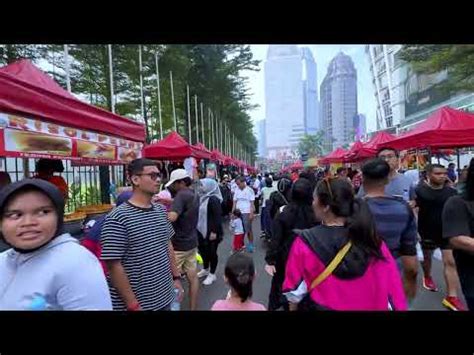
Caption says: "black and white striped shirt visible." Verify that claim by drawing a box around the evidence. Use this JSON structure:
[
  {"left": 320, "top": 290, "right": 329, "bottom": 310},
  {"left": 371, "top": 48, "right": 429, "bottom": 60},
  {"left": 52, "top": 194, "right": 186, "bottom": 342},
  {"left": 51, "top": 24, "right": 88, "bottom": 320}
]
[{"left": 100, "top": 202, "right": 175, "bottom": 311}]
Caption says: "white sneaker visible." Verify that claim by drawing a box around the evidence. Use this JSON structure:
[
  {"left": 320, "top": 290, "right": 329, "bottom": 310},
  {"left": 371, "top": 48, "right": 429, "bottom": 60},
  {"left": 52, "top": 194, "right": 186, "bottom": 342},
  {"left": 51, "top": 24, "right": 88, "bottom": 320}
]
[
  {"left": 203, "top": 273, "right": 217, "bottom": 286},
  {"left": 197, "top": 269, "right": 209, "bottom": 278}
]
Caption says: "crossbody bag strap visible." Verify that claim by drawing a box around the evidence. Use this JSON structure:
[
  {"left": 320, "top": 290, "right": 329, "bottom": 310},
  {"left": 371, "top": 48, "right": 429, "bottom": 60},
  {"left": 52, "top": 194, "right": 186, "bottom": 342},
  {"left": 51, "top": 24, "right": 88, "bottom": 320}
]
[{"left": 310, "top": 241, "right": 352, "bottom": 291}]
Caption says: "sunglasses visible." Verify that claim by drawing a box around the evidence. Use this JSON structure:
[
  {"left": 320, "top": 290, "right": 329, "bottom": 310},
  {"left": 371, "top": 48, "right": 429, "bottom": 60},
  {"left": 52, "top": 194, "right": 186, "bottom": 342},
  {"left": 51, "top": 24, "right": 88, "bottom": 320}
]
[
  {"left": 136, "top": 172, "right": 161, "bottom": 181},
  {"left": 323, "top": 176, "right": 336, "bottom": 199}
]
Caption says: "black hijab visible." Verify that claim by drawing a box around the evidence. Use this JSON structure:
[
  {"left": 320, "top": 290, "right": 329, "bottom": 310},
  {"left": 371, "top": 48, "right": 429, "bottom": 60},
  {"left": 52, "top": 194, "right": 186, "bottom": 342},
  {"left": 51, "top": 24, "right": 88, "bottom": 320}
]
[
  {"left": 0, "top": 179, "right": 65, "bottom": 253},
  {"left": 284, "top": 178, "right": 319, "bottom": 229}
]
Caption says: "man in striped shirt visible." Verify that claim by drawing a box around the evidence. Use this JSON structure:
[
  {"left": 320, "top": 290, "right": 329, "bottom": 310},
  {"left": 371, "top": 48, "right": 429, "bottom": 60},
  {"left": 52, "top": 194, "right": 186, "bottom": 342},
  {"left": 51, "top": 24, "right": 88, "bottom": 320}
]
[
  {"left": 362, "top": 158, "right": 418, "bottom": 303},
  {"left": 101, "top": 159, "right": 183, "bottom": 311}
]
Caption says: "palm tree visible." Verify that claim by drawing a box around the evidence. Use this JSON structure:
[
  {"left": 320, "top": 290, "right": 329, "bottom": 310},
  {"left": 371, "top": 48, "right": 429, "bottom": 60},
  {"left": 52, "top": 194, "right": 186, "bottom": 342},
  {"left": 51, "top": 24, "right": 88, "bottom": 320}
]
[{"left": 297, "top": 131, "right": 324, "bottom": 158}]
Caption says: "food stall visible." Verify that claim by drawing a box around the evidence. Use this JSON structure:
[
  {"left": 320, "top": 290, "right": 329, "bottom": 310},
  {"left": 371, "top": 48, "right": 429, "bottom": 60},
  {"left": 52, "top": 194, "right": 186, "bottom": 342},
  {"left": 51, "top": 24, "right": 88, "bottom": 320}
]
[
  {"left": 378, "top": 107, "right": 474, "bottom": 172},
  {"left": 143, "top": 131, "right": 212, "bottom": 179},
  {"left": 319, "top": 147, "right": 348, "bottom": 173},
  {"left": 0, "top": 59, "right": 146, "bottom": 236}
]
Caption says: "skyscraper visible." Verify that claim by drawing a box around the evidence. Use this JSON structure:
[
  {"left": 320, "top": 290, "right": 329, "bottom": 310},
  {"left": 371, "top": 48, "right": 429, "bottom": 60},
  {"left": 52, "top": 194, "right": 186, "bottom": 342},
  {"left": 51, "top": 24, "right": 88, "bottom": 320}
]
[
  {"left": 301, "top": 47, "right": 319, "bottom": 134},
  {"left": 320, "top": 52, "right": 358, "bottom": 152},
  {"left": 366, "top": 44, "right": 474, "bottom": 133},
  {"left": 366, "top": 45, "right": 407, "bottom": 130},
  {"left": 353, "top": 113, "right": 367, "bottom": 141},
  {"left": 264, "top": 45, "right": 319, "bottom": 159},
  {"left": 256, "top": 119, "right": 266, "bottom": 157}
]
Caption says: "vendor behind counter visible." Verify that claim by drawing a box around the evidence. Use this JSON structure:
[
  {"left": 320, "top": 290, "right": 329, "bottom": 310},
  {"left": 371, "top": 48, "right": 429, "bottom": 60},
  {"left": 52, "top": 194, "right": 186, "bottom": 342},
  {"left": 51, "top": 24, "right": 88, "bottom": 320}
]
[{"left": 34, "top": 159, "right": 68, "bottom": 200}]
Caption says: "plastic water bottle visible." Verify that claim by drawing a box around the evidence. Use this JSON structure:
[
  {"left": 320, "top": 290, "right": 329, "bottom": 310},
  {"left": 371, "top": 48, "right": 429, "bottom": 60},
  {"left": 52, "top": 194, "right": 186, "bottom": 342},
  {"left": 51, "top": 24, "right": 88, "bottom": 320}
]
[
  {"left": 403, "top": 189, "right": 409, "bottom": 202},
  {"left": 28, "top": 295, "right": 47, "bottom": 310},
  {"left": 170, "top": 288, "right": 181, "bottom": 311}
]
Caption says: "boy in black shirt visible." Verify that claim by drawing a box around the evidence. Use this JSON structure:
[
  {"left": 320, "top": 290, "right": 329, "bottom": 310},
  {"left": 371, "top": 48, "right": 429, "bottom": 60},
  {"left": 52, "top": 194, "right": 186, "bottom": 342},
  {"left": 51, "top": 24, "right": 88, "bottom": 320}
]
[
  {"left": 414, "top": 164, "right": 465, "bottom": 311},
  {"left": 443, "top": 158, "right": 474, "bottom": 311}
]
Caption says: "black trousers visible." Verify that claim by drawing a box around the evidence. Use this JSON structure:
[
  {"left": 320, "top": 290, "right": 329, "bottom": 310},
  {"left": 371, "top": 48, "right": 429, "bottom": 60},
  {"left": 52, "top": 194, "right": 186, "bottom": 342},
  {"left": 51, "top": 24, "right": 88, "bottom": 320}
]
[
  {"left": 198, "top": 234, "right": 220, "bottom": 274},
  {"left": 268, "top": 266, "right": 289, "bottom": 311},
  {"left": 254, "top": 197, "right": 260, "bottom": 214}
]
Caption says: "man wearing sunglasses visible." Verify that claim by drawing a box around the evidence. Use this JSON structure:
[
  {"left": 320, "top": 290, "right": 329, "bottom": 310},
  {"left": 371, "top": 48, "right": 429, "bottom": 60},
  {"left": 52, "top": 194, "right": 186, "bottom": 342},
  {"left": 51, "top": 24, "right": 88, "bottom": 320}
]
[
  {"left": 101, "top": 159, "right": 183, "bottom": 311},
  {"left": 357, "top": 147, "right": 413, "bottom": 202}
]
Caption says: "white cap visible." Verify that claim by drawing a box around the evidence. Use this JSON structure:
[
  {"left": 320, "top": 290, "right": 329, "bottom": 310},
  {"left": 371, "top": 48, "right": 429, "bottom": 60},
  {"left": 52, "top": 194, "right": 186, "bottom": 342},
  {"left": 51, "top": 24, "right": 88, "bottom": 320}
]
[{"left": 165, "top": 169, "right": 190, "bottom": 188}]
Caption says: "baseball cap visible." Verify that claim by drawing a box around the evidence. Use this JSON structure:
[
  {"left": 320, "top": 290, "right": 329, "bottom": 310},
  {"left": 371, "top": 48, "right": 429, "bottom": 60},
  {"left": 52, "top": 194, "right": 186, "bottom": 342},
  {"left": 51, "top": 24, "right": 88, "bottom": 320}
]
[{"left": 165, "top": 169, "right": 190, "bottom": 188}]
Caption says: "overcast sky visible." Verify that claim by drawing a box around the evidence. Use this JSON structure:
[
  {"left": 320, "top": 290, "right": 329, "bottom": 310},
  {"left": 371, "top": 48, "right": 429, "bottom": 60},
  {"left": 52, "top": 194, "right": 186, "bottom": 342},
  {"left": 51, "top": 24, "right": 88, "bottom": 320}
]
[{"left": 244, "top": 44, "right": 377, "bottom": 134}]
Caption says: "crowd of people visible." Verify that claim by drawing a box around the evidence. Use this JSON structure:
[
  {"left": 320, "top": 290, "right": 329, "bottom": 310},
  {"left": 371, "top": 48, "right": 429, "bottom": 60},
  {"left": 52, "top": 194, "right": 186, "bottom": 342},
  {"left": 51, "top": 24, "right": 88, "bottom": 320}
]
[{"left": 1, "top": 149, "right": 474, "bottom": 311}]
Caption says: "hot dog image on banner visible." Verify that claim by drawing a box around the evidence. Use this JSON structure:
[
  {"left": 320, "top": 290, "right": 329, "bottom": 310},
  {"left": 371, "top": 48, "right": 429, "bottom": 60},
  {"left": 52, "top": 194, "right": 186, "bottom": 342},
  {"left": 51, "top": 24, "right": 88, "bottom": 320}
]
[{"left": 0, "top": 112, "right": 142, "bottom": 164}]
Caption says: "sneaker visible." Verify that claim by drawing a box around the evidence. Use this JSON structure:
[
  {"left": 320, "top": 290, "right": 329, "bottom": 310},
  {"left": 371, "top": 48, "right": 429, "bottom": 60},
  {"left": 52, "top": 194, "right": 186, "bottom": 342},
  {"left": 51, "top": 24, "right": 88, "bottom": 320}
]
[
  {"left": 442, "top": 296, "right": 466, "bottom": 311},
  {"left": 197, "top": 269, "right": 209, "bottom": 278},
  {"left": 203, "top": 273, "right": 217, "bottom": 286},
  {"left": 246, "top": 243, "right": 254, "bottom": 253},
  {"left": 422, "top": 277, "right": 438, "bottom": 292}
]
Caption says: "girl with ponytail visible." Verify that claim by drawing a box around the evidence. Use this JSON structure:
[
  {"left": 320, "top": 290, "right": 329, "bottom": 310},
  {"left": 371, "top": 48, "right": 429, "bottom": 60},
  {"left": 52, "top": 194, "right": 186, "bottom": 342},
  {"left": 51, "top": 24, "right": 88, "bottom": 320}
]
[
  {"left": 282, "top": 178, "right": 407, "bottom": 311},
  {"left": 211, "top": 253, "right": 266, "bottom": 311}
]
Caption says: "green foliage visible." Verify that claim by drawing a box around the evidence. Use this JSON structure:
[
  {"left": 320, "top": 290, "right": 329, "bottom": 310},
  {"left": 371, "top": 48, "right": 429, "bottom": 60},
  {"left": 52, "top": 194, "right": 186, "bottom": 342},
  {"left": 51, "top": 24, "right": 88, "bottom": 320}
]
[
  {"left": 297, "top": 132, "right": 324, "bottom": 158},
  {"left": 68, "top": 182, "right": 101, "bottom": 212},
  {"left": 0, "top": 44, "right": 259, "bottom": 162},
  {"left": 40, "top": 44, "right": 259, "bottom": 159},
  {"left": 398, "top": 45, "right": 474, "bottom": 93},
  {"left": 0, "top": 44, "right": 47, "bottom": 65}
]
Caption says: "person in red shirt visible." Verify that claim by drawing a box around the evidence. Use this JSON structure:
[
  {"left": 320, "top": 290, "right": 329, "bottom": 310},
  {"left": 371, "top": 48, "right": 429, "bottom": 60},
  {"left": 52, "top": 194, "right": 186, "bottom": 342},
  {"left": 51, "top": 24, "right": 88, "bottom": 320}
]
[
  {"left": 290, "top": 170, "right": 299, "bottom": 182},
  {"left": 34, "top": 159, "right": 68, "bottom": 201}
]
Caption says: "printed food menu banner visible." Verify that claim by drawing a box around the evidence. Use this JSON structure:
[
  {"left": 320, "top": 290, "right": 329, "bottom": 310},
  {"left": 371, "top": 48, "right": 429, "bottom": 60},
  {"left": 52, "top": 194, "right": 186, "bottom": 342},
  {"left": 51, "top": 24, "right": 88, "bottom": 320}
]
[{"left": 0, "top": 113, "right": 142, "bottom": 163}]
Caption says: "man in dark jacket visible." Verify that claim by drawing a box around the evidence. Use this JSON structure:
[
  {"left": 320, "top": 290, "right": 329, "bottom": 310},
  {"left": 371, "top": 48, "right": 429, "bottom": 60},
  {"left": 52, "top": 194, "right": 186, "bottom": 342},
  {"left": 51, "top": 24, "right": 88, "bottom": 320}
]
[{"left": 264, "top": 178, "right": 319, "bottom": 310}]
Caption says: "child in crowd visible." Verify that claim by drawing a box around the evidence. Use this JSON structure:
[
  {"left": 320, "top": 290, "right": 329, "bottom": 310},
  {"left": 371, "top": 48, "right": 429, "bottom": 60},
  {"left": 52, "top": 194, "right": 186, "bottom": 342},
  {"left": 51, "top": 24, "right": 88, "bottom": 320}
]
[
  {"left": 230, "top": 209, "right": 245, "bottom": 252},
  {"left": 211, "top": 253, "right": 266, "bottom": 311}
]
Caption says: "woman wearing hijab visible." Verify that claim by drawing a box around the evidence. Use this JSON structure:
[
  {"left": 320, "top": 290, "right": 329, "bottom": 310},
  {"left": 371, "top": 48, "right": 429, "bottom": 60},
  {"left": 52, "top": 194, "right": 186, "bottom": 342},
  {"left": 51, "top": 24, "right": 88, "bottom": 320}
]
[
  {"left": 0, "top": 179, "right": 112, "bottom": 310},
  {"left": 264, "top": 178, "right": 320, "bottom": 310},
  {"left": 196, "top": 178, "right": 224, "bottom": 286}
]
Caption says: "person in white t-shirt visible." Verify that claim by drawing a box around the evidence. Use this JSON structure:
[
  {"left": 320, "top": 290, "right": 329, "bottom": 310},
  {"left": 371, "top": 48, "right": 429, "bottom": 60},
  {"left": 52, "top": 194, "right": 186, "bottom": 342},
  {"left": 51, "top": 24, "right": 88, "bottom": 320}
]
[
  {"left": 232, "top": 176, "right": 255, "bottom": 253},
  {"left": 253, "top": 175, "right": 262, "bottom": 215}
]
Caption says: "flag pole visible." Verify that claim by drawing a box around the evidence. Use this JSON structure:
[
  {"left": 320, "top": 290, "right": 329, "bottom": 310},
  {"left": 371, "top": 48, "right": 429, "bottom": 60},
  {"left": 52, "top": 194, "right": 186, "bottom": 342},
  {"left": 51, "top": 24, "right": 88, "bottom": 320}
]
[
  {"left": 138, "top": 45, "right": 148, "bottom": 140},
  {"left": 201, "top": 103, "right": 205, "bottom": 147},
  {"left": 107, "top": 45, "right": 115, "bottom": 113},
  {"left": 64, "top": 45, "right": 72, "bottom": 94},
  {"left": 186, "top": 85, "right": 191, "bottom": 142},
  {"left": 155, "top": 52, "right": 163, "bottom": 140},
  {"left": 170, "top": 71, "right": 177, "bottom": 132},
  {"left": 194, "top": 95, "right": 199, "bottom": 143},
  {"left": 208, "top": 108, "right": 212, "bottom": 149}
]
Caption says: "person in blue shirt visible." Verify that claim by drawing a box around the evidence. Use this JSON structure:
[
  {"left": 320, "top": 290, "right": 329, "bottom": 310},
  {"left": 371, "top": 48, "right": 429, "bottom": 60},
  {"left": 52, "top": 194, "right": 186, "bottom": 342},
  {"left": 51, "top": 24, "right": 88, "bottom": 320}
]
[
  {"left": 358, "top": 147, "right": 412, "bottom": 201},
  {"left": 447, "top": 163, "right": 457, "bottom": 184},
  {"left": 361, "top": 158, "right": 418, "bottom": 303}
]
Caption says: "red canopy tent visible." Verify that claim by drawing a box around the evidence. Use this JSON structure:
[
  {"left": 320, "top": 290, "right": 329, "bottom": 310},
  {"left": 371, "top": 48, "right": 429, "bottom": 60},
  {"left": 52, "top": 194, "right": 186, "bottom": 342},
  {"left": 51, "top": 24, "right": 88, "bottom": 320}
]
[
  {"left": 0, "top": 60, "right": 145, "bottom": 142},
  {"left": 143, "top": 131, "right": 209, "bottom": 160},
  {"left": 289, "top": 161, "right": 303, "bottom": 170},
  {"left": 344, "top": 141, "right": 365, "bottom": 162},
  {"left": 320, "top": 147, "right": 348, "bottom": 164},
  {"left": 346, "top": 132, "right": 396, "bottom": 162},
  {"left": 192, "top": 142, "right": 212, "bottom": 159},
  {"left": 378, "top": 107, "right": 474, "bottom": 151},
  {"left": 0, "top": 60, "right": 145, "bottom": 164},
  {"left": 211, "top": 149, "right": 226, "bottom": 164},
  {"left": 223, "top": 155, "right": 235, "bottom": 166}
]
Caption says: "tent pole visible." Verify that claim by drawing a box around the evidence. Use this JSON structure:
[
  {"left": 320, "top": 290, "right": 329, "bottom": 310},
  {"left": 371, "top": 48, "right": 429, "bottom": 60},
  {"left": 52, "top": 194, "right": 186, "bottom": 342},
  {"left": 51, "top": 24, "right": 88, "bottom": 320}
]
[{"left": 457, "top": 148, "right": 461, "bottom": 176}]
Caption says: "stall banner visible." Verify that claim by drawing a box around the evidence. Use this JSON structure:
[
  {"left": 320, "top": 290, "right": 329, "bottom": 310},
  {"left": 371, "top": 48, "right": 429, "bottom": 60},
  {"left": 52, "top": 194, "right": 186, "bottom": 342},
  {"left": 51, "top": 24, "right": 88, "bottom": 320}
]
[
  {"left": 0, "top": 113, "right": 142, "bottom": 163},
  {"left": 401, "top": 150, "right": 429, "bottom": 170}
]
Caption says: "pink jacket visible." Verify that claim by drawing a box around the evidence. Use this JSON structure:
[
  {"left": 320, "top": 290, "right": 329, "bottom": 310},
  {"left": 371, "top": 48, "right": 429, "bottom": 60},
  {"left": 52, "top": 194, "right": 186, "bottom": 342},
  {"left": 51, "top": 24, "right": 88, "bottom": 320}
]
[{"left": 283, "top": 235, "right": 407, "bottom": 311}]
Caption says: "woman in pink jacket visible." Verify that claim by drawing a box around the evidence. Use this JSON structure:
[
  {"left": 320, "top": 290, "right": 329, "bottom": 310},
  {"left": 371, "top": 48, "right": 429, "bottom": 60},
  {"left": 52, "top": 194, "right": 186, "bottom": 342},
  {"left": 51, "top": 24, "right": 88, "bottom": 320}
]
[{"left": 283, "top": 177, "right": 407, "bottom": 311}]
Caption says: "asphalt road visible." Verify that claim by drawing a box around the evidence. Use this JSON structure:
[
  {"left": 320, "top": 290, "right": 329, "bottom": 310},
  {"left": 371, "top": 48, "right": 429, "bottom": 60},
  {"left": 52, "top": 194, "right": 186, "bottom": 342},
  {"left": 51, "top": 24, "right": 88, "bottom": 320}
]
[{"left": 182, "top": 217, "right": 466, "bottom": 311}]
